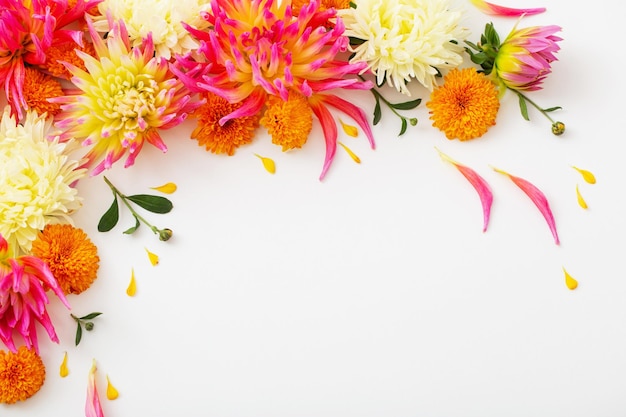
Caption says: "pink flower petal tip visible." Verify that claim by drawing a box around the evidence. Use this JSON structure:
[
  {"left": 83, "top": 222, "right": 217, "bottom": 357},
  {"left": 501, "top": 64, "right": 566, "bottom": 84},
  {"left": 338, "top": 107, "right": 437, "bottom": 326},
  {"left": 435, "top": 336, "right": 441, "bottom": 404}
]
[{"left": 470, "top": 0, "right": 546, "bottom": 16}]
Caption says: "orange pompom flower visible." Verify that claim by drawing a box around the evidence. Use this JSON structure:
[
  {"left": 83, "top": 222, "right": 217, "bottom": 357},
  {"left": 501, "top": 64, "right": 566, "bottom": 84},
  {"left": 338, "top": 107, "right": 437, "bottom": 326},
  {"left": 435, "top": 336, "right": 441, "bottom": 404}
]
[
  {"left": 190, "top": 93, "right": 260, "bottom": 156},
  {"left": 426, "top": 68, "right": 500, "bottom": 141},
  {"left": 20, "top": 67, "right": 64, "bottom": 117},
  {"left": 0, "top": 346, "right": 46, "bottom": 404},
  {"left": 31, "top": 224, "right": 100, "bottom": 295},
  {"left": 261, "top": 90, "right": 313, "bottom": 151}
]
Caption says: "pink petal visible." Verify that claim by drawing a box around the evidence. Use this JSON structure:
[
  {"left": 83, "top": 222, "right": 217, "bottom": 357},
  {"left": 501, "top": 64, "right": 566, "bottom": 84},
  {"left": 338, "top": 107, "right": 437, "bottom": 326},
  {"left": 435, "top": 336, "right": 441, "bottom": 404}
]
[
  {"left": 493, "top": 167, "right": 559, "bottom": 245},
  {"left": 436, "top": 148, "right": 493, "bottom": 232},
  {"left": 86, "top": 360, "right": 105, "bottom": 417},
  {"left": 309, "top": 99, "right": 338, "bottom": 181},
  {"left": 470, "top": 0, "right": 546, "bottom": 16}
]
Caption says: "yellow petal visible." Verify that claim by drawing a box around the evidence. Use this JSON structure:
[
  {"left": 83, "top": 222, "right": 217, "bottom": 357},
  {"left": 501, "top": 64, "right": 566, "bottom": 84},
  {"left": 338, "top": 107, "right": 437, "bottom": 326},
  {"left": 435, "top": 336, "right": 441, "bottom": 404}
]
[
  {"left": 339, "top": 118, "right": 359, "bottom": 137},
  {"left": 145, "top": 247, "right": 159, "bottom": 266},
  {"left": 106, "top": 375, "right": 119, "bottom": 400},
  {"left": 563, "top": 267, "right": 578, "bottom": 290},
  {"left": 572, "top": 166, "right": 596, "bottom": 184},
  {"left": 127, "top": 269, "right": 136, "bottom": 297},
  {"left": 576, "top": 184, "right": 588, "bottom": 209},
  {"left": 254, "top": 153, "right": 276, "bottom": 174},
  {"left": 59, "top": 351, "right": 69, "bottom": 378},
  {"left": 338, "top": 142, "right": 361, "bottom": 164},
  {"left": 150, "top": 182, "right": 177, "bottom": 194}
]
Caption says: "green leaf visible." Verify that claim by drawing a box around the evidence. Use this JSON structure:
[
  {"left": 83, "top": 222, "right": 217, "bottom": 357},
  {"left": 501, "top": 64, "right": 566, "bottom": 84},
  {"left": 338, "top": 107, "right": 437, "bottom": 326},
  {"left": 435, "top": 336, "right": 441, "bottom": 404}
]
[
  {"left": 390, "top": 98, "right": 421, "bottom": 110},
  {"left": 518, "top": 94, "right": 530, "bottom": 121},
  {"left": 543, "top": 106, "right": 562, "bottom": 112},
  {"left": 399, "top": 118, "right": 408, "bottom": 136},
  {"left": 75, "top": 323, "right": 83, "bottom": 346},
  {"left": 79, "top": 312, "right": 103, "bottom": 320},
  {"left": 127, "top": 194, "right": 173, "bottom": 214},
  {"left": 373, "top": 99, "right": 382, "bottom": 125},
  {"left": 98, "top": 197, "right": 119, "bottom": 232},
  {"left": 123, "top": 216, "right": 141, "bottom": 234}
]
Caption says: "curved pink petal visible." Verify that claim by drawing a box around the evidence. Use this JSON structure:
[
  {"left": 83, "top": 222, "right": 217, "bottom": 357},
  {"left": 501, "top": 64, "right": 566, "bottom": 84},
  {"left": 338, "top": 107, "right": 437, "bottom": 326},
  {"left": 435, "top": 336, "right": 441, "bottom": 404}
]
[
  {"left": 493, "top": 167, "right": 559, "bottom": 245},
  {"left": 318, "top": 94, "right": 375, "bottom": 150},
  {"left": 436, "top": 148, "right": 493, "bottom": 232},
  {"left": 470, "top": 0, "right": 546, "bottom": 16},
  {"left": 86, "top": 360, "right": 105, "bottom": 417},
  {"left": 309, "top": 98, "right": 338, "bottom": 181}
]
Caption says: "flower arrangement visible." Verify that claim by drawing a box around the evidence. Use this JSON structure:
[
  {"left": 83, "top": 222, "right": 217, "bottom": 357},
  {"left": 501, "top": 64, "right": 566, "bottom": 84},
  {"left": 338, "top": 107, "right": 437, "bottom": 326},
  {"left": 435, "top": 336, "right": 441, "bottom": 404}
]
[{"left": 0, "top": 0, "right": 577, "bottom": 413}]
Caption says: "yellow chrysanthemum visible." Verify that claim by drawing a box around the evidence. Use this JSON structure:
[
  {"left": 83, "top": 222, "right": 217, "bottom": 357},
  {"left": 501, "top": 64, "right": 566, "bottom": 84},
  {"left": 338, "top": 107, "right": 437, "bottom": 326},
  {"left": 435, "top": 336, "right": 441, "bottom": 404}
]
[
  {"left": 261, "top": 90, "right": 313, "bottom": 151},
  {"left": 31, "top": 224, "right": 100, "bottom": 295},
  {"left": 191, "top": 93, "right": 260, "bottom": 156},
  {"left": 21, "top": 67, "right": 63, "bottom": 117},
  {"left": 426, "top": 68, "right": 500, "bottom": 141},
  {"left": 0, "top": 106, "right": 85, "bottom": 255},
  {"left": 0, "top": 346, "right": 46, "bottom": 404}
]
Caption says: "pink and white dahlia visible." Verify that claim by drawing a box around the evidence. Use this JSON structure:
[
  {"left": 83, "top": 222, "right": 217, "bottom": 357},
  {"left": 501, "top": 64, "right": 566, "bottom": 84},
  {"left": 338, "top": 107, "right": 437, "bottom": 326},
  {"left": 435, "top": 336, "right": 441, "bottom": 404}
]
[{"left": 0, "top": 234, "right": 70, "bottom": 354}]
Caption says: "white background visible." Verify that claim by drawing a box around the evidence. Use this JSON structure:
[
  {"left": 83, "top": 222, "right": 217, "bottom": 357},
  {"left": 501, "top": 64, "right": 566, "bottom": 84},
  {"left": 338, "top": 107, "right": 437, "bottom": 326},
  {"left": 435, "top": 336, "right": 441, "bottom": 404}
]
[{"left": 4, "top": 0, "right": 626, "bottom": 416}]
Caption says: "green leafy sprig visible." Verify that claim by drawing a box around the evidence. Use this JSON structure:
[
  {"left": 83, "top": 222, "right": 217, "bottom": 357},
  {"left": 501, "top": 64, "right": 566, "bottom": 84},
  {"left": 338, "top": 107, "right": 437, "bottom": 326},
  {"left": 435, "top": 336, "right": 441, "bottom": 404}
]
[
  {"left": 99, "top": 176, "right": 174, "bottom": 241},
  {"left": 515, "top": 90, "right": 565, "bottom": 135},
  {"left": 71, "top": 312, "right": 102, "bottom": 346}
]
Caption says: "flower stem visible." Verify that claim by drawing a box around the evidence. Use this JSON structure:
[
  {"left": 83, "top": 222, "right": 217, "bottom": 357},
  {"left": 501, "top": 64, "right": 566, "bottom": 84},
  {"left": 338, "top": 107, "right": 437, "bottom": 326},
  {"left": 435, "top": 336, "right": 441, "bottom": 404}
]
[
  {"left": 359, "top": 75, "right": 419, "bottom": 127},
  {"left": 513, "top": 90, "right": 565, "bottom": 136},
  {"left": 103, "top": 176, "right": 171, "bottom": 239}
]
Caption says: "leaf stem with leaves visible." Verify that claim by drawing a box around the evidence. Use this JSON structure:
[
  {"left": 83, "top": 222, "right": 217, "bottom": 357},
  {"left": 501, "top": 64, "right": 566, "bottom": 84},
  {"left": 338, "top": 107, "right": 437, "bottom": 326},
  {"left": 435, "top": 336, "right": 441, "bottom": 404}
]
[
  {"left": 99, "top": 176, "right": 174, "bottom": 241},
  {"left": 514, "top": 90, "right": 565, "bottom": 135},
  {"left": 71, "top": 312, "right": 102, "bottom": 346}
]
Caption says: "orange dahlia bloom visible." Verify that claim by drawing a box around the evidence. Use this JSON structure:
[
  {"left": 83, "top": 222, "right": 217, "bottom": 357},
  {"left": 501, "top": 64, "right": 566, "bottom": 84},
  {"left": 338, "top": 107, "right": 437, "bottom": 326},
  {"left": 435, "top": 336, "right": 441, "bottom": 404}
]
[
  {"left": 427, "top": 68, "right": 500, "bottom": 141},
  {"left": 261, "top": 90, "right": 313, "bottom": 151},
  {"left": 21, "top": 67, "right": 63, "bottom": 117},
  {"left": 31, "top": 224, "right": 100, "bottom": 295},
  {"left": 0, "top": 346, "right": 46, "bottom": 404}
]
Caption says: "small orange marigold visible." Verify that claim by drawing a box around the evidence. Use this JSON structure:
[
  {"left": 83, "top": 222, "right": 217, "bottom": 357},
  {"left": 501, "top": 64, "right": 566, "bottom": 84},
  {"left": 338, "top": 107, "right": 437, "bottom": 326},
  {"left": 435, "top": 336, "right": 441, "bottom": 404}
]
[
  {"left": 0, "top": 346, "right": 46, "bottom": 404},
  {"left": 191, "top": 93, "right": 260, "bottom": 155},
  {"left": 261, "top": 90, "right": 313, "bottom": 151},
  {"left": 31, "top": 224, "right": 100, "bottom": 295},
  {"left": 44, "top": 41, "right": 97, "bottom": 80},
  {"left": 21, "top": 67, "right": 64, "bottom": 117},
  {"left": 426, "top": 68, "right": 500, "bottom": 141}
]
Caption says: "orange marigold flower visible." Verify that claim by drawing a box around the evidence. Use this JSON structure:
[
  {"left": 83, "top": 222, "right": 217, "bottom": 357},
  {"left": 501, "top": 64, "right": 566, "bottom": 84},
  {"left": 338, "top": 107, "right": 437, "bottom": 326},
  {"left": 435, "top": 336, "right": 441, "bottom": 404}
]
[
  {"left": 191, "top": 93, "right": 260, "bottom": 156},
  {"left": 426, "top": 68, "right": 500, "bottom": 141},
  {"left": 21, "top": 67, "right": 63, "bottom": 117},
  {"left": 261, "top": 90, "right": 313, "bottom": 151},
  {"left": 31, "top": 224, "right": 100, "bottom": 295},
  {"left": 291, "top": 0, "right": 350, "bottom": 14},
  {"left": 43, "top": 40, "right": 96, "bottom": 80},
  {"left": 0, "top": 346, "right": 46, "bottom": 404}
]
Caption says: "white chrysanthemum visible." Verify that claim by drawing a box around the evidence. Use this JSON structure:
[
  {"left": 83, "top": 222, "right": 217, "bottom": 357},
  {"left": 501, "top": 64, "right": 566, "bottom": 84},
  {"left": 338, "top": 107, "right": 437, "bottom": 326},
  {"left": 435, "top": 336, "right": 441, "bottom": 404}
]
[
  {"left": 0, "top": 107, "right": 86, "bottom": 255},
  {"left": 91, "top": 0, "right": 212, "bottom": 59},
  {"left": 339, "top": 0, "right": 469, "bottom": 94}
]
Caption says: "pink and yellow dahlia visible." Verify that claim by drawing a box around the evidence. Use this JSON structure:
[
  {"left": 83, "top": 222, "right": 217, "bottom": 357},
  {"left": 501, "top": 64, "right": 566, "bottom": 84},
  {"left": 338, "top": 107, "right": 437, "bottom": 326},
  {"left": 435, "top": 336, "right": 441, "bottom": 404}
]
[
  {"left": 51, "top": 16, "right": 202, "bottom": 175},
  {"left": 174, "top": 0, "right": 376, "bottom": 180},
  {"left": 0, "top": 0, "right": 100, "bottom": 118},
  {"left": 0, "top": 234, "right": 70, "bottom": 354},
  {"left": 494, "top": 24, "right": 562, "bottom": 91}
]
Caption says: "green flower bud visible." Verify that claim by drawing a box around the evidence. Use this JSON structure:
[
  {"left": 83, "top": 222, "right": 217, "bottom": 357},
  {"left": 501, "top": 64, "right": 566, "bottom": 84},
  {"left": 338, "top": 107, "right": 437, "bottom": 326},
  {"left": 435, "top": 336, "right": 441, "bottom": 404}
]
[
  {"left": 85, "top": 322, "right": 95, "bottom": 331},
  {"left": 159, "top": 228, "right": 173, "bottom": 241},
  {"left": 551, "top": 121, "right": 565, "bottom": 136}
]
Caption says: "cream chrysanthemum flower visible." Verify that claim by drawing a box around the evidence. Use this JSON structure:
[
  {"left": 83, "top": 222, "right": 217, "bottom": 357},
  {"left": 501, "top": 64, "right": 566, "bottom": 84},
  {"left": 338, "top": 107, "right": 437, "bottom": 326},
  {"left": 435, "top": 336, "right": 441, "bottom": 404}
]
[
  {"left": 339, "top": 0, "right": 469, "bottom": 94},
  {"left": 90, "top": 0, "right": 212, "bottom": 59},
  {"left": 0, "top": 106, "right": 85, "bottom": 255}
]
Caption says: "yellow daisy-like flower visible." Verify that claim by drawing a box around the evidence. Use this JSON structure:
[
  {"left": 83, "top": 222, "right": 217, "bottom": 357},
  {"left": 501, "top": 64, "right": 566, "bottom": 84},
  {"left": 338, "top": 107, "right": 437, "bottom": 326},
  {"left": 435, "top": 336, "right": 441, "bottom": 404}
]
[
  {"left": 426, "top": 68, "right": 500, "bottom": 141},
  {"left": 0, "top": 346, "right": 46, "bottom": 404},
  {"left": 0, "top": 106, "right": 85, "bottom": 255},
  {"left": 21, "top": 67, "right": 63, "bottom": 117},
  {"left": 31, "top": 224, "right": 100, "bottom": 295},
  {"left": 261, "top": 90, "right": 313, "bottom": 151},
  {"left": 191, "top": 93, "right": 260, "bottom": 156}
]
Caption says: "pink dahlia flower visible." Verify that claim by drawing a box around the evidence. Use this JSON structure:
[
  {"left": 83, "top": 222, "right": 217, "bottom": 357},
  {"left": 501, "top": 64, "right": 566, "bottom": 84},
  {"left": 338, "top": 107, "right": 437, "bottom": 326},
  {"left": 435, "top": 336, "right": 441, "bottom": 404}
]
[
  {"left": 0, "top": 234, "right": 70, "bottom": 354},
  {"left": 494, "top": 24, "right": 562, "bottom": 91}
]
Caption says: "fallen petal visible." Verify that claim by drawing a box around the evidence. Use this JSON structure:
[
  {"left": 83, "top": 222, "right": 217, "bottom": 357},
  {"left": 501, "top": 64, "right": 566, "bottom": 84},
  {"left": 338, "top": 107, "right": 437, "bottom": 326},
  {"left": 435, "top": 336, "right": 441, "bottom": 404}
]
[
  {"left": 576, "top": 184, "right": 588, "bottom": 209},
  {"left": 493, "top": 166, "right": 559, "bottom": 244},
  {"left": 254, "top": 153, "right": 276, "bottom": 174},
  {"left": 60, "top": 351, "right": 69, "bottom": 378},
  {"left": 338, "top": 142, "right": 361, "bottom": 164},
  {"left": 145, "top": 247, "right": 159, "bottom": 266},
  {"left": 563, "top": 267, "right": 578, "bottom": 290},
  {"left": 127, "top": 269, "right": 137, "bottom": 297},
  {"left": 437, "top": 148, "right": 493, "bottom": 232},
  {"left": 469, "top": 0, "right": 546, "bottom": 16},
  {"left": 339, "top": 119, "right": 359, "bottom": 137},
  {"left": 106, "top": 375, "right": 119, "bottom": 400},
  {"left": 150, "top": 182, "right": 178, "bottom": 194},
  {"left": 572, "top": 166, "right": 596, "bottom": 184},
  {"left": 86, "top": 359, "right": 105, "bottom": 417}
]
